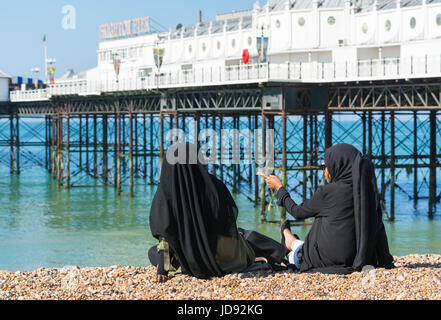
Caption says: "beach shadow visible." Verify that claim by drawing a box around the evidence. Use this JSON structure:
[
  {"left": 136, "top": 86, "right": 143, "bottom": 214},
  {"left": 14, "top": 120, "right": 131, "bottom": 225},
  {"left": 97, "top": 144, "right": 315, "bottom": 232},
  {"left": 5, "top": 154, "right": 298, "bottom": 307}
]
[{"left": 397, "top": 262, "right": 441, "bottom": 269}]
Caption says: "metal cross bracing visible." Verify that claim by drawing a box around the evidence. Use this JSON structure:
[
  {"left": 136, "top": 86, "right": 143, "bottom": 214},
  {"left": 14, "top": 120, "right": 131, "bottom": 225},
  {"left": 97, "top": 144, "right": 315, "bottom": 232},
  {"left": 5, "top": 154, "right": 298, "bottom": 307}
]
[
  {"left": 2, "top": 82, "right": 441, "bottom": 223},
  {"left": 328, "top": 81, "right": 441, "bottom": 111},
  {"left": 0, "top": 114, "right": 48, "bottom": 174},
  {"left": 171, "top": 88, "right": 262, "bottom": 112},
  {"left": 257, "top": 110, "right": 327, "bottom": 224},
  {"left": 329, "top": 110, "right": 440, "bottom": 220}
]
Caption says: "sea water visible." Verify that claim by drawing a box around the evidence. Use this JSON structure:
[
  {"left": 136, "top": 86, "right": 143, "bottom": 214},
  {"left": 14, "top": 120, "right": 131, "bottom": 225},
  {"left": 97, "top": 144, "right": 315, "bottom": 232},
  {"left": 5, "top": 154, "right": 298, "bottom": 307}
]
[{"left": 0, "top": 117, "right": 440, "bottom": 271}]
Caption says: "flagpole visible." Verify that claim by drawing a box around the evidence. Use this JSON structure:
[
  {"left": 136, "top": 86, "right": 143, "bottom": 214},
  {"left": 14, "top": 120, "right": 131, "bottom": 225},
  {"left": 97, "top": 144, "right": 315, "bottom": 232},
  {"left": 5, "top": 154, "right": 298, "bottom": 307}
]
[{"left": 44, "top": 45, "right": 47, "bottom": 83}]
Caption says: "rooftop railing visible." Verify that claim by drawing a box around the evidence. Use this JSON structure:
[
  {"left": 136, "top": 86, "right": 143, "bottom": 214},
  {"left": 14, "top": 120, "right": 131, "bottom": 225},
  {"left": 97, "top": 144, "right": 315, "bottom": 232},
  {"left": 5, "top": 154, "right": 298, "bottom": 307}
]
[{"left": 10, "top": 55, "right": 441, "bottom": 102}]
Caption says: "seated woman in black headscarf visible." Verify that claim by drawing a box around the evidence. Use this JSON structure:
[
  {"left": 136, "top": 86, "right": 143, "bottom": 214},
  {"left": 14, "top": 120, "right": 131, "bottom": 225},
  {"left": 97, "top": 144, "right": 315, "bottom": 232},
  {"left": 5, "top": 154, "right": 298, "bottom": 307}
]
[
  {"left": 263, "top": 143, "right": 394, "bottom": 274},
  {"left": 149, "top": 142, "right": 284, "bottom": 282}
]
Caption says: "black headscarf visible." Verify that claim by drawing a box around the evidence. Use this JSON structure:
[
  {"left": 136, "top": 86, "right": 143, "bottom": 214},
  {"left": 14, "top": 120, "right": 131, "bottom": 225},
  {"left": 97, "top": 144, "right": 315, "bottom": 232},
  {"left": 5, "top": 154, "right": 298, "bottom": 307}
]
[
  {"left": 149, "top": 142, "right": 240, "bottom": 278},
  {"left": 324, "top": 143, "right": 394, "bottom": 271}
]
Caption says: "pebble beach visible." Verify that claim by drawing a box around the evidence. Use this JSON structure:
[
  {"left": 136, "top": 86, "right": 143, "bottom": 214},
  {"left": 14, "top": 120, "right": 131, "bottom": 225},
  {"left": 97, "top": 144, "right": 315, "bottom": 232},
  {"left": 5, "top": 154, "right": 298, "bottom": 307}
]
[{"left": 0, "top": 254, "right": 440, "bottom": 300}]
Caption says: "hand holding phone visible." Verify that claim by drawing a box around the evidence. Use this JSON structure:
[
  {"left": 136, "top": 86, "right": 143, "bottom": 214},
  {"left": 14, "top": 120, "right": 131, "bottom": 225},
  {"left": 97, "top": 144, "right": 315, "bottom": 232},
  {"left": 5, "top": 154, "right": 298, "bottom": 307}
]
[
  {"left": 259, "top": 173, "right": 283, "bottom": 191},
  {"left": 256, "top": 172, "right": 268, "bottom": 178}
]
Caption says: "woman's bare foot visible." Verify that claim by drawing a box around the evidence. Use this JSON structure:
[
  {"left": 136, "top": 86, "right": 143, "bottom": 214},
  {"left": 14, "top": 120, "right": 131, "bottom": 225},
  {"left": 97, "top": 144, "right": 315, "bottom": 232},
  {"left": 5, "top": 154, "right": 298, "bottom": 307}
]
[
  {"left": 255, "top": 257, "right": 268, "bottom": 263},
  {"left": 153, "top": 274, "right": 168, "bottom": 283},
  {"left": 283, "top": 228, "right": 298, "bottom": 252}
]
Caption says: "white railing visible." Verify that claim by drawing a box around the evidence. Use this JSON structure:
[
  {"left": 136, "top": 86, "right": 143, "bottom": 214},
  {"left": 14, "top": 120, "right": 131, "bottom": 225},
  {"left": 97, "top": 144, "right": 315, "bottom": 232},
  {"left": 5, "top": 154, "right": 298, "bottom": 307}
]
[{"left": 9, "top": 55, "right": 441, "bottom": 102}]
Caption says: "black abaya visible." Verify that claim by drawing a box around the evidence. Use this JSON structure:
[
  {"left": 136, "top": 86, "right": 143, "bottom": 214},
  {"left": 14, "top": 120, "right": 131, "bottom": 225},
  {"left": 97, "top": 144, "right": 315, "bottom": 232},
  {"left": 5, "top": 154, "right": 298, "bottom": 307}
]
[
  {"left": 149, "top": 142, "right": 254, "bottom": 279},
  {"left": 277, "top": 143, "right": 394, "bottom": 274}
]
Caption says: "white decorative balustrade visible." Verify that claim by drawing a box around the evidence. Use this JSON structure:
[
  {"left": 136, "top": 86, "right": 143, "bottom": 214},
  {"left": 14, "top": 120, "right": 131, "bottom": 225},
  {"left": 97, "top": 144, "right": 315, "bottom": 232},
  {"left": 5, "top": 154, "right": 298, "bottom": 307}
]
[{"left": 9, "top": 55, "right": 441, "bottom": 102}]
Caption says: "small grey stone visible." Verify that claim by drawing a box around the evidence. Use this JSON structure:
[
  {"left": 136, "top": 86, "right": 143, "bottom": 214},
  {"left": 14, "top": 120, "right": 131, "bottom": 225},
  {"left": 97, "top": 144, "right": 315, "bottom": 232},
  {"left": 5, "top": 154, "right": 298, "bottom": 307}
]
[{"left": 361, "top": 265, "right": 375, "bottom": 273}]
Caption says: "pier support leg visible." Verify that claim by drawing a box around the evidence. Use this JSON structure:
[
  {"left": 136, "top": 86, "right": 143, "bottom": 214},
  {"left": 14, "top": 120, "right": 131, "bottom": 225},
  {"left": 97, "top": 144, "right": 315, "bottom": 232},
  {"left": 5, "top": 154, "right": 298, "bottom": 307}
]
[
  {"left": 150, "top": 114, "right": 154, "bottom": 184},
  {"left": 79, "top": 115, "right": 82, "bottom": 169},
  {"left": 143, "top": 114, "right": 147, "bottom": 180},
  {"left": 390, "top": 111, "right": 395, "bottom": 221},
  {"left": 116, "top": 104, "right": 122, "bottom": 194},
  {"left": 66, "top": 113, "right": 70, "bottom": 188},
  {"left": 86, "top": 115, "right": 89, "bottom": 174},
  {"left": 302, "top": 114, "right": 307, "bottom": 202},
  {"left": 15, "top": 114, "right": 20, "bottom": 175},
  {"left": 381, "top": 111, "right": 386, "bottom": 210},
  {"left": 414, "top": 111, "right": 418, "bottom": 205},
  {"left": 160, "top": 113, "right": 164, "bottom": 166},
  {"left": 281, "top": 110, "right": 287, "bottom": 223},
  {"left": 212, "top": 113, "right": 217, "bottom": 176},
  {"left": 9, "top": 114, "right": 14, "bottom": 174},
  {"left": 325, "top": 110, "right": 332, "bottom": 150},
  {"left": 233, "top": 115, "right": 238, "bottom": 194},
  {"left": 93, "top": 115, "right": 98, "bottom": 179},
  {"left": 9, "top": 112, "right": 20, "bottom": 175},
  {"left": 57, "top": 113, "right": 63, "bottom": 187},
  {"left": 129, "top": 103, "right": 134, "bottom": 197},
  {"left": 429, "top": 110, "right": 437, "bottom": 218},
  {"left": 134, "top": 113, "right": 139, "bottom": 179},
  {"left": 260, "top": 111, "right": 267, "bottom": 223},
  {"left": 254, "top": 115, "right": 259, "bottom": 206},
  {"left": 51, "top": 116, "right": 56, "bottom": 177},
  {"left": 220, "top": 117, "right": 224, "bottom": 181},
  {"left": 102, "top": 114, "right": 108, "bottom": 185}
]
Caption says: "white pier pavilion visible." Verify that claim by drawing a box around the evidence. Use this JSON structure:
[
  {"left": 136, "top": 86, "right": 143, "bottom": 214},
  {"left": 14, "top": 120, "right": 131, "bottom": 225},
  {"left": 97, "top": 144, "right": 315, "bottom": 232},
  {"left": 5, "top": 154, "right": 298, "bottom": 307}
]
[{"left": 9, "top": 0, "right": 441, "bottom": 102}]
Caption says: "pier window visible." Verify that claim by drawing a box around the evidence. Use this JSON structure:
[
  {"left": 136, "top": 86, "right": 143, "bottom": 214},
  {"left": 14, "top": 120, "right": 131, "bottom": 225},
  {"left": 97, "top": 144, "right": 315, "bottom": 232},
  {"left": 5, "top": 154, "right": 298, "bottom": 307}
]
[
  {"left": 437, "top": 13, "right": 441, "bottom": 26},
  {"left": 410, "top": 17, "right": 416, "bottom": 29},
  {"left": 181, "top": 64, "right": 193, "bottom": 74},
  {"left": 232, "top": 39, "right": 236, "bottom": 48},
  {"left": 275, "top": 20, "right": 281, "bottom": 28},
  {"left": 327, "top": 16, "right": 336, "bottom": 26},
  {"left": 385, "top": 20, "right": 391, "bottom": 32},
  {"left": 362, "top": 23, "right": 368, "bottom": 34},
  {"left": 138, "top": 68, "right": 152, "bottom": 77},
  {"left": 298, "top": 17, "right": 305, "bottom": 26},
  {"left": 248, "top": 37, "right": 252, "bottom": 46}
]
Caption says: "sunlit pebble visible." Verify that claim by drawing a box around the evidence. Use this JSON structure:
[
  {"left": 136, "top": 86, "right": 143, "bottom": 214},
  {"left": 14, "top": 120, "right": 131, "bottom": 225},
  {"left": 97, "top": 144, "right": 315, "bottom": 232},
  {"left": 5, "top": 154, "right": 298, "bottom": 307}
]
[{"left": 1, "top": 255, "right": 441, "bottom": 300}]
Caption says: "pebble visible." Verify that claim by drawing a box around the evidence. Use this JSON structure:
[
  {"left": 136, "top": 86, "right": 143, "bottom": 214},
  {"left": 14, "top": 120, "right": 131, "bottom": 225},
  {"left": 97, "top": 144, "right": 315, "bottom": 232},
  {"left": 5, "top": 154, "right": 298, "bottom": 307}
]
[{"left": 0, "top": 255, "right": 440, "bottom": 300}]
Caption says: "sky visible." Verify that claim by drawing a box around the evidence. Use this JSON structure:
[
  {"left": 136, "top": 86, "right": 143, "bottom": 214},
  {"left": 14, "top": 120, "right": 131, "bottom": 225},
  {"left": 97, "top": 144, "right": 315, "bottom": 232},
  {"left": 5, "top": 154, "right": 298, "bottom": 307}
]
[{"left": 0, "top": 0, "right": 260, "bottom": 79}]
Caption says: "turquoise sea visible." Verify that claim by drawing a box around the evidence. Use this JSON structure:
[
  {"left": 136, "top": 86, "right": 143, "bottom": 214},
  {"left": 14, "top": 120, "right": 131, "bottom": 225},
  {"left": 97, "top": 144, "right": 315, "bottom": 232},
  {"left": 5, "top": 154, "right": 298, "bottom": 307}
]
[{"left": 0, "top": 117, "right": 440, "bottom": 271}]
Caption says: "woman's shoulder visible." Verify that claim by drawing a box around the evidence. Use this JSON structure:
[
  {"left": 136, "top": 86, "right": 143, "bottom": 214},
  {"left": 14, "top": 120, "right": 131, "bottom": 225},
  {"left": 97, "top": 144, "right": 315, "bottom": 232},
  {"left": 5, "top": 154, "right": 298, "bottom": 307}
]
[{"left": 318, "top": 181, "right": 352, "bottom": 196}]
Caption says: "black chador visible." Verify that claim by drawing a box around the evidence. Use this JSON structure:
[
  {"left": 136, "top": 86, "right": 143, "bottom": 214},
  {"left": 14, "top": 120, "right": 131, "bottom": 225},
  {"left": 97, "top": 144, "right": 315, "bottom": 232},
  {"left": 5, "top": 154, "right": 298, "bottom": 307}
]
[
  {"left": 149, "top": 142, "right": 255, "bottom": 279},
  {"left": 277, "top": 143, "right": 394, "bottom": 274}
]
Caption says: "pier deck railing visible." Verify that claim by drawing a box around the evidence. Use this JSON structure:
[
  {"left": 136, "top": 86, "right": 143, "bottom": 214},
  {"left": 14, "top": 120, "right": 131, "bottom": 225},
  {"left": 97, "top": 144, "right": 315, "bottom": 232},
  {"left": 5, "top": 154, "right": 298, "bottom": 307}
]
[{"left": 10, "top": 54, "right": 441, "bottom": 102}]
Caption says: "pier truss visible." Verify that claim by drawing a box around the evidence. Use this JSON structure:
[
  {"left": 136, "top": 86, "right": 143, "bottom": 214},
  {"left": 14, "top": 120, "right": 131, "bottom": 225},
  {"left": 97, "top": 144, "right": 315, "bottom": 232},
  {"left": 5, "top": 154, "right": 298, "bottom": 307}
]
[{"left": 0, "top": 79, "right": 440, "bottom": 222}]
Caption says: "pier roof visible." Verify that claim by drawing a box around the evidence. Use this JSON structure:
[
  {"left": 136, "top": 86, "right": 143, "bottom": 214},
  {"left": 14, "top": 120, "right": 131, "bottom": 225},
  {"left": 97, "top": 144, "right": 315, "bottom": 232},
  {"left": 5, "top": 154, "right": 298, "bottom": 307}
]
[
  {"left": 0, "top": 70, "right": 11, "bottom": 78},
  {"left": 267, "top": 0, "right": 441, "bottom": 12}
]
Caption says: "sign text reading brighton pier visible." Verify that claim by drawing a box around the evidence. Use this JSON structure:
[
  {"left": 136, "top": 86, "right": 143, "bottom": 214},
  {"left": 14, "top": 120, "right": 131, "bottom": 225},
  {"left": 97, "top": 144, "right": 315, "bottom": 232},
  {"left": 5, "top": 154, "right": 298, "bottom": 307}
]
[{"left": 99, "top": 16, "right": 150, "bottom": 40}]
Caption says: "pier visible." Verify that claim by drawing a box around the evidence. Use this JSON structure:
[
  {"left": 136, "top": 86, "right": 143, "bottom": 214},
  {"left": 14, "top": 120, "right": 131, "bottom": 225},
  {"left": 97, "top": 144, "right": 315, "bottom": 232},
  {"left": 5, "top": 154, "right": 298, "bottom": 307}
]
[
  {"left": 1, "top": 70, "right": 440, "bottom": 222},
  {"left": 1, "top": 0, "right": 441, "bottom": 222}
]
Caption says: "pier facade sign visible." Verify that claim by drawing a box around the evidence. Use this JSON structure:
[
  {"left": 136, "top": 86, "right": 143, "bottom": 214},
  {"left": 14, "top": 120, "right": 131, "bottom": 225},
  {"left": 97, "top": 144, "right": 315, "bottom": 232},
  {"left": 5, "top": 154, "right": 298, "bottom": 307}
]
[{"left": 99, "top": 16, "right": 150, "bottom": 40}]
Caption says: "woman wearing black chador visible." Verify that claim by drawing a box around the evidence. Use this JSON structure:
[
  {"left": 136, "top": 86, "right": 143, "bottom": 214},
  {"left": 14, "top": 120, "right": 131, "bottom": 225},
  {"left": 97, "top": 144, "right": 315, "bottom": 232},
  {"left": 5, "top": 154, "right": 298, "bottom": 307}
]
[
  {"left": 149, "top": 142, "right": 287, "bottom": 282},
  {"left": 264, "top": 143, "right": 394, "bottom": 274}
]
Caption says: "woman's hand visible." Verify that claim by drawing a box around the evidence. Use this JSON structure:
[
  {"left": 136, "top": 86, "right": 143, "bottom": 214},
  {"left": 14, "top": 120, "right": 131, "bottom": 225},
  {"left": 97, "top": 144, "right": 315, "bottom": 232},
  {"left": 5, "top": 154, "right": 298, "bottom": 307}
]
[
  {"left": 153, "top": 274, "right": 168, "bottom": 283},
  {"left": 264, "top": 175, "right": 283, "bottom": 191}
]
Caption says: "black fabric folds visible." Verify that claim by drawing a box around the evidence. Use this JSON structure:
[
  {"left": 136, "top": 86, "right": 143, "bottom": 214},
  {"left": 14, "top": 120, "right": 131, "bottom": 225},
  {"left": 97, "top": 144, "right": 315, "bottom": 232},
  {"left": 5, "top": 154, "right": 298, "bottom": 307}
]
[
  {"left": 149, "top": 142, "right": 240, "bottom": 279},
  {"left": 238, "top": 228, "right": 287, "bottom": 264},
  {"left": 277, "top": 143, "right": 394, "bottom": 274},
  {"left": 351, "top": 151, "right": 394, "bottom": 270},
  {"left": 309, "top": 143, "right": 394, "bottom": 273}
]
